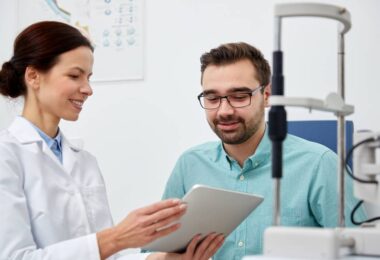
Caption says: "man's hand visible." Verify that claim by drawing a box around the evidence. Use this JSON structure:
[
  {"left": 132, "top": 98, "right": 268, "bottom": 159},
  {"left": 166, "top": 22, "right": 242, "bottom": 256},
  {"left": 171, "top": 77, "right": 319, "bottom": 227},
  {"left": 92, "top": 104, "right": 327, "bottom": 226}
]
[{"left": 148, "top": 233, "right": 225, "bottom": 260}]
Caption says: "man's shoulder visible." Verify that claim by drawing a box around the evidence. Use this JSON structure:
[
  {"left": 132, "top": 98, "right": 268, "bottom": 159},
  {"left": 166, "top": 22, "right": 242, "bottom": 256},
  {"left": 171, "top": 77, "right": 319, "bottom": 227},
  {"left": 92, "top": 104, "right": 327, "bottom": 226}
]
[
  {"left": 284, "top": 134, "right": 338, "bottom": 175},
  {"left": 182, "top": 141, "right": 221, "bottom": 156},
  {"left": 285, "top": 133, "right": 334, "bottom": 156}
]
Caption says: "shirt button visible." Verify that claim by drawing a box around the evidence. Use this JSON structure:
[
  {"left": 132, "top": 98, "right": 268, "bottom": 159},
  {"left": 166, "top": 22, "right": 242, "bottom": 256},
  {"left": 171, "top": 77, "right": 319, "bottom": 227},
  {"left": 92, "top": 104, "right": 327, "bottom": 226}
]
[
  {"left": 254, "top": 162, "right": 259, "bottom": 167},
  {"left": 239, "top": 175, "right": 245, "bottom": 181},
  {"left": 238, "top": 241, "right": 244, "bottom": 247}
]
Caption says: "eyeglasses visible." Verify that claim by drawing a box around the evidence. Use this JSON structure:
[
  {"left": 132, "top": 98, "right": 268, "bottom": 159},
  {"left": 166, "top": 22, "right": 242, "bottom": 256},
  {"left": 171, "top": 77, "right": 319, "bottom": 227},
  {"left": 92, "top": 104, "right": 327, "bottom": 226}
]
[{"left": 197, "top": 86, "right": 264, "bottom": 110}]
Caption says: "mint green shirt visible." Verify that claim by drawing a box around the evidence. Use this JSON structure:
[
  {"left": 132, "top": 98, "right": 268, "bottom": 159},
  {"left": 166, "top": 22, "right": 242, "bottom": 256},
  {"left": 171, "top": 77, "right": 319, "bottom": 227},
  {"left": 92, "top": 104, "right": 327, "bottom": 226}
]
[{"left": 162, "top": 130, "right": 366, "bottom": 260}]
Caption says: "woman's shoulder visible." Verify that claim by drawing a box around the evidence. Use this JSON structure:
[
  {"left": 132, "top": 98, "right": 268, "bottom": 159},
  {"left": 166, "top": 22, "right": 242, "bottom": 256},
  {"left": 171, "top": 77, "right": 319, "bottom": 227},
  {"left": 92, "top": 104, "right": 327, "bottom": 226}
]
[
  {"left": 0, "top": 129, "right": 24, "bottom": 172},
  {"left": 0, "top": 128, "right": 20, "bottom": 149}
]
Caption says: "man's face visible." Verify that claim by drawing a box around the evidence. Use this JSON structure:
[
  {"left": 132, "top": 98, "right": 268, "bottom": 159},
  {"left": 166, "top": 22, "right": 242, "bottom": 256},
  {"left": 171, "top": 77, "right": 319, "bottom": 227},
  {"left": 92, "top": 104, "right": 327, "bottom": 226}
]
[{"left": 201, "top": 59, "right": 270, "bottom": 145}]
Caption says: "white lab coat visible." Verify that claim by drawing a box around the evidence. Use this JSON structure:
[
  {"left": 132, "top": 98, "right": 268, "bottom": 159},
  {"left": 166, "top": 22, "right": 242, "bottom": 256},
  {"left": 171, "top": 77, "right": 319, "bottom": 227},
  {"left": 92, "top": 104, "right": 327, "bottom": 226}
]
[{"left": 0, "top": 117, "right": 148, "bottom": 260}]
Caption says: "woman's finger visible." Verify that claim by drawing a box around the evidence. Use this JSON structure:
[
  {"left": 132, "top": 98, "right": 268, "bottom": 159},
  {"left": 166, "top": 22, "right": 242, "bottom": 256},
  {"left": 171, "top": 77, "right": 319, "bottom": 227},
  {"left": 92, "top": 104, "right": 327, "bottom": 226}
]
[
  {"left": 143, "top": 203, "right": 187, "bottom": 228},
  {"left": 145, "top": 206, "right": 186, "bottom": 234},
  {"left": 138, "top": 199, "right": 182, "bottom": 215},
  {"left": 151, "top": 222, "right": 182, "bottom": 241}
]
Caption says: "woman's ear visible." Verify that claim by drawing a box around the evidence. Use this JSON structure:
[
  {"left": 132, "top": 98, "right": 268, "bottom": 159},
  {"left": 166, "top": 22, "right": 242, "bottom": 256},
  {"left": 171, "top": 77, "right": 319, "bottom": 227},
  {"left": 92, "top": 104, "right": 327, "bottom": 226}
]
[
  {"left": 24, "top": 66, "right": 40, "bottom": 90},
  {"left": 264, "top": 84, "right": 271, "bottom": 107}
]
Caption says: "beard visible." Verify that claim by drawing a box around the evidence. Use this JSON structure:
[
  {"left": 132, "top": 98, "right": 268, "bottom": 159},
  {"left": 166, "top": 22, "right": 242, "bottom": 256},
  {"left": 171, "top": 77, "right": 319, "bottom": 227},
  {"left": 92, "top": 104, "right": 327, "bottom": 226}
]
[{"left": 208, "top": 104, "right": 265, "bottom": 145}]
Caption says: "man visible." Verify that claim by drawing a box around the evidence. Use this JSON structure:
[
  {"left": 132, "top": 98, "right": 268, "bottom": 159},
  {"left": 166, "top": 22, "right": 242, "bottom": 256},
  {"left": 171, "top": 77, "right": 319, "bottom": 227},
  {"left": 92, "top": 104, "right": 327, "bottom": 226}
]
[{"left": 162, "top": 42, "right": 366, "bottom": 259}]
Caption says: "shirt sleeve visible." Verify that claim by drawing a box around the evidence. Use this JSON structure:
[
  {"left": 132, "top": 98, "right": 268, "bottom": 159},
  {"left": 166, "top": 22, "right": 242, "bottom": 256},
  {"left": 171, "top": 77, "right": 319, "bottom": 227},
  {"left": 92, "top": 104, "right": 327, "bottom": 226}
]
[
  {"left": 308, "top": 150, "right": 367, "bottom": 227},
  {"left": 162, "top": 154, "right": 187, "bottom": 200},
  {"left": 140, "top": 156, "right": 187, "bottom": 255}
]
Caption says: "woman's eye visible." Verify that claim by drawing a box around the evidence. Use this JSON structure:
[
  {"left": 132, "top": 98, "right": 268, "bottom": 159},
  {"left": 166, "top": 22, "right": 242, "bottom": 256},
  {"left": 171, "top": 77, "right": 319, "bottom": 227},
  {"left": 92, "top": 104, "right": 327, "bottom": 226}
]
[{"left": 69, "top": 74, "right": 80, "bottom": 79}]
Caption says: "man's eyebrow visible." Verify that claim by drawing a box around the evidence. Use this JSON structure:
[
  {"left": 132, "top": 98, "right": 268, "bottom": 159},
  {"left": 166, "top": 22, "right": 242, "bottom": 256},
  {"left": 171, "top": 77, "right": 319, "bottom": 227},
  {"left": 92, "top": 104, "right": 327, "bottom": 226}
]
[
  {"left": 202, "top": 89, "right": 218, "bottom": 95},
  {"left": 202, "top": 86, "right": 253, "bottom": 95},
  {"left": 229, "top": 86, "right": 253, "bottom": 93}
]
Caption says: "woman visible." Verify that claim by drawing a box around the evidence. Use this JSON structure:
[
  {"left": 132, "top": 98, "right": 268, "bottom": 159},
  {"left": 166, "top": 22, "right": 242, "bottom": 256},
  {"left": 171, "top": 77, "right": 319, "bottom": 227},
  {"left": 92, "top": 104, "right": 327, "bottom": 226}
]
[{"left": 0, "top": 21, "right": 224, "bottom": 260}]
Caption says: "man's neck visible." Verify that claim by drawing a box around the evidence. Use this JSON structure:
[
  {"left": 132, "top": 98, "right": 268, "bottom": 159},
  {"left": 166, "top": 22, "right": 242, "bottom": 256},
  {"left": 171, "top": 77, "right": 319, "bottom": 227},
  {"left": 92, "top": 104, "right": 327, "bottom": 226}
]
[{"left": 223, "top": 124, "right": 266, "bottom": 167}]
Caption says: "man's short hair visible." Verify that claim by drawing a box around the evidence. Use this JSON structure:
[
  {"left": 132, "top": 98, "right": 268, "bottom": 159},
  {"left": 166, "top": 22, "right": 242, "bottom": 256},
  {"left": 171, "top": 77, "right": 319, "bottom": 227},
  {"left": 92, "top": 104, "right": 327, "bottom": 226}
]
[{"left": 200, "top": 42, "right": 271, "bottom": 89}]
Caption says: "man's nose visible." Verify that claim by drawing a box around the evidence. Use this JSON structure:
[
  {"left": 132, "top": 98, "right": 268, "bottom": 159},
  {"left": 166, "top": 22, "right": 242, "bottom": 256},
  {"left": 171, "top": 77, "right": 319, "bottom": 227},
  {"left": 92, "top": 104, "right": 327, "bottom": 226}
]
[{"left": 217, "top": 97, "right": 234, "bottom": 115}]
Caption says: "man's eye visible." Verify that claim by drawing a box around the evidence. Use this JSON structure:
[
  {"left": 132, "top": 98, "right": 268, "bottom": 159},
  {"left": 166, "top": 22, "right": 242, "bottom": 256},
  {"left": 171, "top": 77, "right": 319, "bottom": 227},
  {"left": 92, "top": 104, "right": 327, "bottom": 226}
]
[
  {"left": 204, "top": 96, "right": 219, "bottom": 102},
  {"left": 231, "top": 94, "right": 249, "bottom": 100}
]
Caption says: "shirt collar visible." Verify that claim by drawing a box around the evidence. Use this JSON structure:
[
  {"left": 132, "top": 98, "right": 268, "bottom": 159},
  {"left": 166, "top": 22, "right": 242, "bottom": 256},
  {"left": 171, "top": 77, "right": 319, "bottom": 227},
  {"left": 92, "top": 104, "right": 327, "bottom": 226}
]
[
  {"left": 248, "top": 125, "right": 271, "bottom": 163},
  {"left": 15, "top": 116, "right": 62, "bottom": 151},
  {"left": 32, "top": 125, "right": 62, "bottom": 151},
  {"left": 213, "top": 142, "right": 234, "bottom": 170}
]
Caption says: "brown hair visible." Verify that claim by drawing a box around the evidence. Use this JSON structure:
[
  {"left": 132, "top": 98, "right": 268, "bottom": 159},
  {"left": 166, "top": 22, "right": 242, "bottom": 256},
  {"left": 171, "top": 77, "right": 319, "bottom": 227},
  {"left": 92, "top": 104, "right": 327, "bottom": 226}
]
[
  {"left": 200, "top": 42, "right": 271, "bottom": 89},
  {"left": 0, "top": 21, "right": 93, "bottom": 98}
]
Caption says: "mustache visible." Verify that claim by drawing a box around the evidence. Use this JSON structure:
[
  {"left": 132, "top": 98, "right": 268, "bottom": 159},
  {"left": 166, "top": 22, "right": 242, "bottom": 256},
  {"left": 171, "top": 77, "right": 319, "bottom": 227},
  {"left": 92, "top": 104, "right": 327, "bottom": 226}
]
[{"left": 214, "top": 115, "right": 244, "bottom": 125}]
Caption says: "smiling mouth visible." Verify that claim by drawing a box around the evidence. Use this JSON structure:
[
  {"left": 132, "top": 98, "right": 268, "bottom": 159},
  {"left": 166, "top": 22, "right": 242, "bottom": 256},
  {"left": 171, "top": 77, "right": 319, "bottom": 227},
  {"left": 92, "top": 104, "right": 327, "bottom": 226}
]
[
  {"left": 69, "top": 99, "right": 84, "bottom": 109},
  {"left": 217, "top": 121, "right": 240, "bottom": 131}
]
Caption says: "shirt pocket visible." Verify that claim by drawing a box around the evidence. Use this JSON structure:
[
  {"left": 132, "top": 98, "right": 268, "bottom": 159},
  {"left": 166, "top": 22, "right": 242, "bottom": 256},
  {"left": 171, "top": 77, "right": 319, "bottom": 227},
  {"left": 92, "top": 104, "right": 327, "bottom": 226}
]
[{"left": 80, "top": 185, "right": 113, "bottom": 232}]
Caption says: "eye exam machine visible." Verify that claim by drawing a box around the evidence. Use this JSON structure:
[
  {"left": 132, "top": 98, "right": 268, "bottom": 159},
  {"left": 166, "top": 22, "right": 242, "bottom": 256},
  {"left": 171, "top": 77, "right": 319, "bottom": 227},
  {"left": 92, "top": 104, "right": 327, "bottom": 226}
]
[{"left": 245, "top": 3, "right": 380, "bottom": 259}]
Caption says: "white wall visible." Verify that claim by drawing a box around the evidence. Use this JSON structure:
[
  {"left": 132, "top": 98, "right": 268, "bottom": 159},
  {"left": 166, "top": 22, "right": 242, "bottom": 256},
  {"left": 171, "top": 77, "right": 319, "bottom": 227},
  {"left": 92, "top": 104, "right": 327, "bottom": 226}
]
[{"left": 1, "top": 0, "right": 379, "bottom": 226}]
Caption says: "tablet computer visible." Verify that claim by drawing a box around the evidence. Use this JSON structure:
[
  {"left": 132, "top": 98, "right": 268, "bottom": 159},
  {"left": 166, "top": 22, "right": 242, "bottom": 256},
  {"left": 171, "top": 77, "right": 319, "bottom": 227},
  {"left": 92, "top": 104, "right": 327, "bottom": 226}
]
[{"left": 142, "top": 184, "right": 264, "bottom": 253}]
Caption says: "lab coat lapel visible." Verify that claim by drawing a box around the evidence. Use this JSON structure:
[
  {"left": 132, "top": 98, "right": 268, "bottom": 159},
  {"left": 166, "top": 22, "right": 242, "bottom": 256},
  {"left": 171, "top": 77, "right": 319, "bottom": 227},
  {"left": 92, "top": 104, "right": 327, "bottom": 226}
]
[
  {"left": 9, "top": 117, "right": 63, "bottom": 165},
  {"left": 8, "top": 117, "right": 81, "bottom": 176},
  {"left": 61, "top": 135, "right": 82, "bottom": 176},
  {"left": 8, "top": 116, "right": 42, "bottom": 145}
]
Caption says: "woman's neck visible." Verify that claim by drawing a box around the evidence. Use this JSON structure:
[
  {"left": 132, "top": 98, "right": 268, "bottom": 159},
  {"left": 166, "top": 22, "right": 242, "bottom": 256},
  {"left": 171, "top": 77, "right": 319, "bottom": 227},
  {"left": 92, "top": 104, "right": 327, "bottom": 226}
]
[{"left": 22, "top": 105, "right": 59, "bottom": 138}]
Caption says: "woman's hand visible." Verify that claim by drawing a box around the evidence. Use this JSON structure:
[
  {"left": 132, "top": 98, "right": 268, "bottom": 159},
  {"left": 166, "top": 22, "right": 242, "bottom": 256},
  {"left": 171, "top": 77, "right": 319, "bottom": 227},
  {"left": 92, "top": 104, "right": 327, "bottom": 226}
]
[
  {"left": 148, "top": 233, "right": 225, "bottom": 260},
  {"left": 97, "top": 199, "right": 186, "bottom": 259}
]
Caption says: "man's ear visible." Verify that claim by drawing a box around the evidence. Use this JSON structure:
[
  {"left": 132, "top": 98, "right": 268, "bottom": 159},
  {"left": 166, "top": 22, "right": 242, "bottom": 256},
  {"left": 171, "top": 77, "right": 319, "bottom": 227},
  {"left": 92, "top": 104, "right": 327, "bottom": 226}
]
[
  {"left": 263, "top": 84, "right": 271, "bottom": 107},
  {"left": 24, "top": 66, "right": 40, "bottom": 90}
]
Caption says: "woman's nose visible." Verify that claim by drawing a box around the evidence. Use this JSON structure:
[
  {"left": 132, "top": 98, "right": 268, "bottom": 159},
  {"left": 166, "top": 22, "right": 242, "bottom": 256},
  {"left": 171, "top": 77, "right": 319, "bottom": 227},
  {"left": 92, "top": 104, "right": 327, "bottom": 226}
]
[{"left": 81, "top": 82, "right": 93, "bottom": 96}]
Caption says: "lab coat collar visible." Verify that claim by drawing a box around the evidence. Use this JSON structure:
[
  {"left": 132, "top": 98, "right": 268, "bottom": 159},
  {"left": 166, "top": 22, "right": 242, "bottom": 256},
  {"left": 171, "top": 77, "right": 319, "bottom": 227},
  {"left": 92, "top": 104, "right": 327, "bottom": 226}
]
[
  {"left": 8, "top": 116, "right": 82, "bottom": 175},
  {"left": 8, "top": 116, "right": 82, "bottom": 151},
  {"left": 8, "top": 116, "right": 41, "bottom": 144}
]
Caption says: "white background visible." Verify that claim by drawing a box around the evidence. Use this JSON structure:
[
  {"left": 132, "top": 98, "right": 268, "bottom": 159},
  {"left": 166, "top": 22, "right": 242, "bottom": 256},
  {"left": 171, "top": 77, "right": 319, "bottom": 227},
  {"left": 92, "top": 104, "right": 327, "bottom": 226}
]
[{"left": 1, "top": 0, "right": 379, "bottom": 242}]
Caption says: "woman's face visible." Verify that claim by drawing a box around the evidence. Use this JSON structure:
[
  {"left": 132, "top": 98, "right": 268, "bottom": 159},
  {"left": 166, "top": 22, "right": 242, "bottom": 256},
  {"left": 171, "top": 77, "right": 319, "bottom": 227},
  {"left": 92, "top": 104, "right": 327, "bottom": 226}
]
[{"left": 35, "top": 46, "right": 94, "bottom": 122}]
